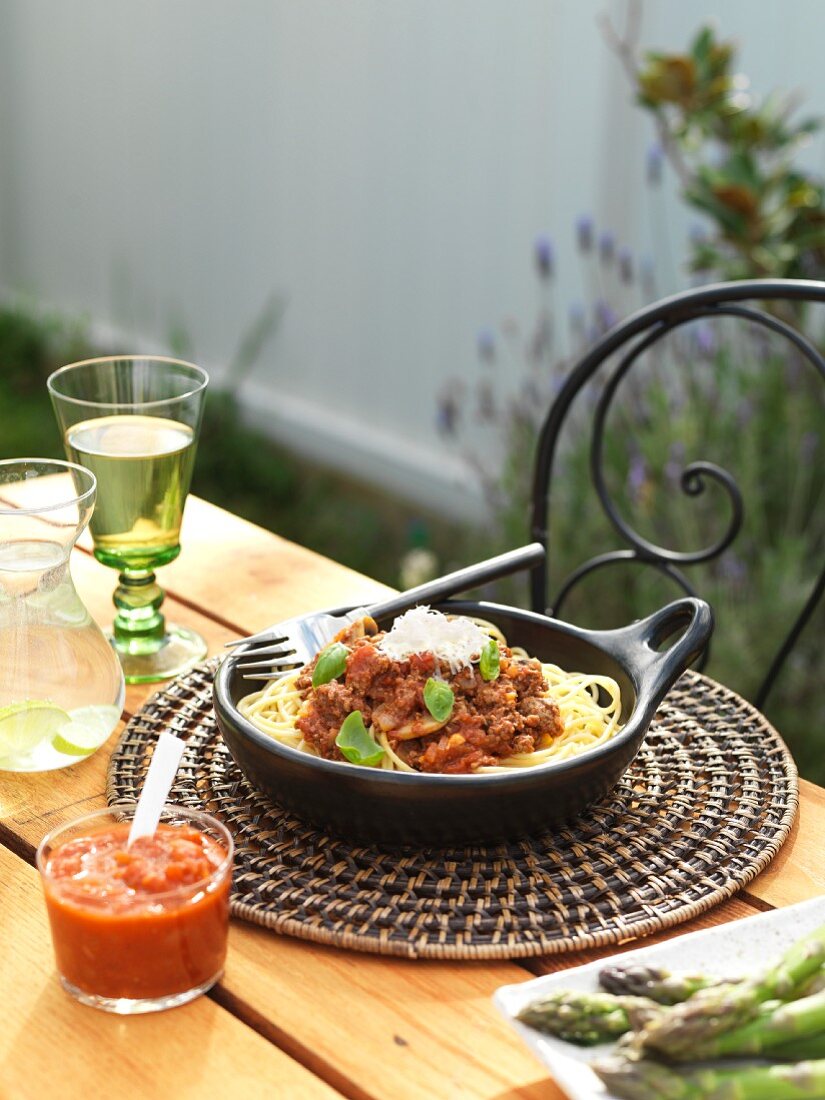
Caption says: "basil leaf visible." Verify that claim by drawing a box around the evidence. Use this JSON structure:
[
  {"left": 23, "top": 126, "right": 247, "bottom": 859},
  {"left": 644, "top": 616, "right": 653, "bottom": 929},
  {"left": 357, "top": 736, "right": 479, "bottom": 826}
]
[
  {"left": 479, "top": 638, "right": 500, "bottom": 681},
  {"left": 423, "top": 678, "right": 454, "bottom": 722},
  {"left": 335, "top": 710, "right": 385, "bottom": 767},
  {"left": 312, "top": 641, "right": 349, "bottom": 688}
]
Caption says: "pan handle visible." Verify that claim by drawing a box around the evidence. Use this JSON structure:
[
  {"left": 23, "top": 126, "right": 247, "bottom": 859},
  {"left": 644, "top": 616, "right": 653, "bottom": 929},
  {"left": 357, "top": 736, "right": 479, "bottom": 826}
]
[
  {"left": 579, "top": 597, "right": 714, "bottom": 711},
  {"left": 367, "top": 543, "right": 546, "bottom": 623}
]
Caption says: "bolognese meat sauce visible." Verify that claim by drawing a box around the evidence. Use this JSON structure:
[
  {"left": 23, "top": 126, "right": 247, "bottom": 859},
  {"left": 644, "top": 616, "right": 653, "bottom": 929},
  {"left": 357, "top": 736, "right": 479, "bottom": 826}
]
[{"left": 295, "top": 631, "right": 563, "bottom": 775}]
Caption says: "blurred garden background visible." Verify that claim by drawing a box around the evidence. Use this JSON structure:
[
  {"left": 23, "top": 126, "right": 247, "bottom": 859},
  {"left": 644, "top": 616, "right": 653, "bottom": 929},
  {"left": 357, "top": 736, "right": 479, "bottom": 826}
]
[{"left": 1, "top": 0, "right": 824, "bottom": 778}]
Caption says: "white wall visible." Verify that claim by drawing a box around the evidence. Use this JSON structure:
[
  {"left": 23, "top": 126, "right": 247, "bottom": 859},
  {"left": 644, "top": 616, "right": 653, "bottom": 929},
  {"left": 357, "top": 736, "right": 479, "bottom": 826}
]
[{"left": 2, "top": 1, "right": 824, "bottom": 516}]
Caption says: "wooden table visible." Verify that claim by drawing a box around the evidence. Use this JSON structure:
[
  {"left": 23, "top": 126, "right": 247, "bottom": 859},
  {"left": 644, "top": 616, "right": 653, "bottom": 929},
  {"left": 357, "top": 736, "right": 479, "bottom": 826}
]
[{"left": 2, "top": 497, "right": 824, "bottom": 1099}]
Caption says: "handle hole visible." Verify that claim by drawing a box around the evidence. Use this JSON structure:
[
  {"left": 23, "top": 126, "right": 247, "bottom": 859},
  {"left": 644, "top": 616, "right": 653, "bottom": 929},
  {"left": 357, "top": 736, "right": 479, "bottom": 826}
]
[{"left": 650, "top": 619, "right": 689, "bottom": 653}]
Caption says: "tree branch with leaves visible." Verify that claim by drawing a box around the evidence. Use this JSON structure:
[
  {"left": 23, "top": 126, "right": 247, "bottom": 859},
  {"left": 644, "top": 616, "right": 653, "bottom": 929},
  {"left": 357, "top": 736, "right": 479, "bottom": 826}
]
[{"left": 602, "top": 8, "right": 825, "bottom": 282}]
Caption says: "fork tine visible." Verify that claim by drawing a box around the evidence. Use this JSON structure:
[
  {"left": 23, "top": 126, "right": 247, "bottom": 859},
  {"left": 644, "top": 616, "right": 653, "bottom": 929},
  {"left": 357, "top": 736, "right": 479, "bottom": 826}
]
[
  {"left": 235, "top": 655, "right": 303, "bottom": 671},
  {"left": 225, "top": 632, "right": 290, "bottom": 649},
  {"left": 229, "top": 644, "right": 296, "bottom": 660},
  {"left": 241, "top": 671, "right": 291, "bottom": 682}
]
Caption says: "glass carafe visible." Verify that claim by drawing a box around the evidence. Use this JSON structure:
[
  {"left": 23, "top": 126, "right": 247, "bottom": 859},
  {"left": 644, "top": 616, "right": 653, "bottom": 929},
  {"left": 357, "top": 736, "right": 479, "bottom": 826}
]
[{"left": 0, "top": 459, "right": 125, "bottom": 772}]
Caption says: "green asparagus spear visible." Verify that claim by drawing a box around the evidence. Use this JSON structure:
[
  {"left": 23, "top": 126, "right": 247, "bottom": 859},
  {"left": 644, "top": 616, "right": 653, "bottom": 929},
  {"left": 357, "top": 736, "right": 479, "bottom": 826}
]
[
  {"left": 516, "top": 989, "right": 660, "bottom": 1045},
  {"left": 800, "top": 972, "right": 825, "bottom": 999},
  {"left": 599, "top": 949, "right": 824, "bottom": 1010},
  {"left": 516, "top": 974, "right": 825, "bottom": 1052},
  {"left": 683, "top": 988, "right": 825, "bottom": 1061},
  {"left": 593, "top": 1054, "right": 825, "bottom": 1100},
  {"left": 638, "top": 927, "right": 825, "bottom": 1059},
  {"left": 599, "top": 963, "right": 735, "bottom": 1004},
  {"left": 769, "top": 1035, "right": 825, "bottom": 1062}
]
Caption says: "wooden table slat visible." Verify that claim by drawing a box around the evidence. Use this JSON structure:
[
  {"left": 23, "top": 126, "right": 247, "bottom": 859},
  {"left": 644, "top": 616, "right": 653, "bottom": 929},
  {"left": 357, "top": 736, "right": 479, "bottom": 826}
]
[
  {"left": 223, "top": 925, "right": 557, "bottom": 1100},
  {"left": 743, "top": 778, "right": 825, "bottom": 908}
]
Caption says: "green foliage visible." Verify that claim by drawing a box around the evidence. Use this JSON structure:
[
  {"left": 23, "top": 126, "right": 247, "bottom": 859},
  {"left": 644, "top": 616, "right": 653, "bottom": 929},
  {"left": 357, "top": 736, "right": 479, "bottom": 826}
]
[
  {"left": 635, "top": 24, "right": 825, "bottom": 281},
  {"left": 0, "top": 301, "right": 96, "bottom": 459},
  {"left": 0, "top": 300, "right": 458, "bottom": 588}
]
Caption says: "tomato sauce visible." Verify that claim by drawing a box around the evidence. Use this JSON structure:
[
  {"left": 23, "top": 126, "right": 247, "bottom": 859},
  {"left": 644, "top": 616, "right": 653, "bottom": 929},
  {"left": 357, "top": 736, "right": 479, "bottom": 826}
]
[
  {"left": 42, "top": 822, "right": 231, "bottom": 1001},
  {"left": 296, "top": 633, "right": 563, "bottom": 773}
]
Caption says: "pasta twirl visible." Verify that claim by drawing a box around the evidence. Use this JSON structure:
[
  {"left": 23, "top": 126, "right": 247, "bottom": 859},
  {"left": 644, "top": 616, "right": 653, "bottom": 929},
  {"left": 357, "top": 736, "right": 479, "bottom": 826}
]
[{"left": 238, "top": 616, "right": 623, "bottom": 775}]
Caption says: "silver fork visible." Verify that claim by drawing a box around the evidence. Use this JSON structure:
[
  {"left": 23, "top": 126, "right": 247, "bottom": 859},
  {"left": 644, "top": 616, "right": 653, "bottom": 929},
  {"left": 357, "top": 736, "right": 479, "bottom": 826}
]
[{"left": 225, "top": 542, "right": 546, "bottom": 681}]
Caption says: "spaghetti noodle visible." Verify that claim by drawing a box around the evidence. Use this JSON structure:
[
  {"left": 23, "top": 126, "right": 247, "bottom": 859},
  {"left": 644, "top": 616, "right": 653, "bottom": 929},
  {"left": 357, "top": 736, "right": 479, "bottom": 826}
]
[{"left": 238, "top": 611, "right": 623, "bottom": 775}]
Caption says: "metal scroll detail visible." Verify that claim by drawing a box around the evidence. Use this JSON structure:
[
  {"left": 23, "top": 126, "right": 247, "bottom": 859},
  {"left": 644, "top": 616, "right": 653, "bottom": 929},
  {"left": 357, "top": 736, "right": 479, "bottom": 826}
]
[{"left": 529, "top": 280, "right": 825, "bottom": 710}]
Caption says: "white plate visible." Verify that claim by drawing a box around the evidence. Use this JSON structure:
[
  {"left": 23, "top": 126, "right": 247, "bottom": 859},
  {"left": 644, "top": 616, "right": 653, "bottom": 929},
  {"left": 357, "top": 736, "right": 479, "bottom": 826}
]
[{"left": 494, "top": 896, "right": 825, "bottom": 1100}]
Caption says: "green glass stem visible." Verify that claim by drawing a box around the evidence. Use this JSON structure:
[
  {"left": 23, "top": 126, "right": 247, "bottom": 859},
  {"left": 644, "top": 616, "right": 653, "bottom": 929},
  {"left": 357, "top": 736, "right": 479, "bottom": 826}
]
[{"left": 112, "top": 570, "right": 167, "bottom": 655}]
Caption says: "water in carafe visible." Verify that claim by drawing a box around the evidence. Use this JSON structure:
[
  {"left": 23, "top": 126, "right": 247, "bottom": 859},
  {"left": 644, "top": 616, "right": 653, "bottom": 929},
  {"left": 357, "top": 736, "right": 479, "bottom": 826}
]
[{"left": 0, "top": 461, "right": 125, "bottom": 772}]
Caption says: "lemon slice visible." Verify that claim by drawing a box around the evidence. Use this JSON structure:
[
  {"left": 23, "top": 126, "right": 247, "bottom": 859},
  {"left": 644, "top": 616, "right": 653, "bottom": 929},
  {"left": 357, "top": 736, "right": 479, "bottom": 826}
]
[
  {"left": 0, "top": 701, "right": 71, "bottom": 759},
  {"left": 51, "top": 704, "right": 121, "bottom": 757}
]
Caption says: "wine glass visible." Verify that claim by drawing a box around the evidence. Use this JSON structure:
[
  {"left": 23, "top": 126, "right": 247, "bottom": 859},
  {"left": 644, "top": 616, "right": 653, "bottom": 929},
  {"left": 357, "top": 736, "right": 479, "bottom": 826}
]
[{"left": 48, "top": 356, "right": 209, "bottom": 683}]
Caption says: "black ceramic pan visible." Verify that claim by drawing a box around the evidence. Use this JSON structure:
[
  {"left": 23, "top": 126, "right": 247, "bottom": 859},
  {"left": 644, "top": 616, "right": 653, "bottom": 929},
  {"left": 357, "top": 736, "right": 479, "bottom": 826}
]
[{"left": 213, "top": 597, "right": 713, "bottom": 846}]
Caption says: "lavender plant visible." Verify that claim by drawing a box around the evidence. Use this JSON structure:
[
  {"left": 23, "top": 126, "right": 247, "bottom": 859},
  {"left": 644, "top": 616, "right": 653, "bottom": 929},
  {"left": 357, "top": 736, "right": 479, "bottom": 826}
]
[
  {"left": 440, "top": 223, "right": 825, "bottom": 779},
  {"left": 440, "top": 13, "right": 825, "bottom": 777}
]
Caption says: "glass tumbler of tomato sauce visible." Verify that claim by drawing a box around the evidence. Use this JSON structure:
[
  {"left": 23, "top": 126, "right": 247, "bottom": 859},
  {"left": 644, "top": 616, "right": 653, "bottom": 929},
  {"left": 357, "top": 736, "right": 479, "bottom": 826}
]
[{"left": 36, "top": 803, "right": 233, "bottom": 1014}]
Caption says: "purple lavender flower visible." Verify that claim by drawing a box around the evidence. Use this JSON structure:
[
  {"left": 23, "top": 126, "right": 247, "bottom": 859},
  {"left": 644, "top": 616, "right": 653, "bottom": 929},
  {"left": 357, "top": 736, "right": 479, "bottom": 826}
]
[
  {"left": 718, "top": 552, "right": 748, "bottom": 589},
  {"left": 693, "top": 322, "right": 717, "bottom": 359},
  {"left": 646, "top": 142, "right": 664, "bottom": 185},
  {"left": 534, "top": 234, "right": 555, "bottom": 279},
  {"left": 665, "top": 441, "right": 686, "bottom": 484},
  {"left": 576, "top": 214, "right": 594, "bottom": 253},
  {"left": 599, "top": 231, "right": 615, "bottom": 264},
  {"left": 627, "top": 452, "right": 648, "bottom": 502},
  {"left": 595, "top": 299, "right": 619, "bottom": 333},
  {"left": 618, "top": 247, "right": 634, "bottom": 284},
  {"left": 477, "top": 327, "right": 496, "bottom": 362}
]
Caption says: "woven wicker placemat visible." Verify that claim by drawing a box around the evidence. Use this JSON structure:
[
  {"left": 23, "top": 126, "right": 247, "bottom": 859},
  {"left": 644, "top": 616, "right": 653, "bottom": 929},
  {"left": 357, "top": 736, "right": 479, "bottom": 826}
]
[{"left": 108, "top": 662, "right": 798, "bottom": 960}]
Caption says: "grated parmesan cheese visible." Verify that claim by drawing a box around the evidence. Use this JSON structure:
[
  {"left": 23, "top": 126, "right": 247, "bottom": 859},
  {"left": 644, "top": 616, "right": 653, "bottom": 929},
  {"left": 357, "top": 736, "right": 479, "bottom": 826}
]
[{"left": 378, "top": 606, "right": 489, "bottom": 672}]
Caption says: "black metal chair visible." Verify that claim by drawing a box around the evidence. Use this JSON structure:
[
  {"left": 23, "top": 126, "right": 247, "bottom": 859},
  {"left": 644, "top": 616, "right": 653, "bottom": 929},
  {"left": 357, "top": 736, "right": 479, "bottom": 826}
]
[{"left": 528, "top": 278, "right": 825, "bottom": 715}]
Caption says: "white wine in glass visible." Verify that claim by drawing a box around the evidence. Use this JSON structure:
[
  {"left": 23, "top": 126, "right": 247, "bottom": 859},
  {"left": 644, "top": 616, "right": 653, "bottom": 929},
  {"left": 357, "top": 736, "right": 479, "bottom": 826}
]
[
  {"left": 48, "top": 357, "right": 208, "bottom": 683},
  {"left": 65, "top": 414, "right": 196, "bottom": 569}
]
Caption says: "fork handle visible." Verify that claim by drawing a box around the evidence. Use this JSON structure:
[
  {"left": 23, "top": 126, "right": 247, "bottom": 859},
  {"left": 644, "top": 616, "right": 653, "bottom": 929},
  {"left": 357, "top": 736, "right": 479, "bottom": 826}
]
[{"left": 365, "top": 542, "right": 547, "bottom": 623}]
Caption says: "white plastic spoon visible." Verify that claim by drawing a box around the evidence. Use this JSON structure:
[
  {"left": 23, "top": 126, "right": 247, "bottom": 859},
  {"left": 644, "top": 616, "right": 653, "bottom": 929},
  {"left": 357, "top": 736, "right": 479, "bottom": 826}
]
[{"left": 127, "top": 730, "right": 186, "bottom": 847}]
